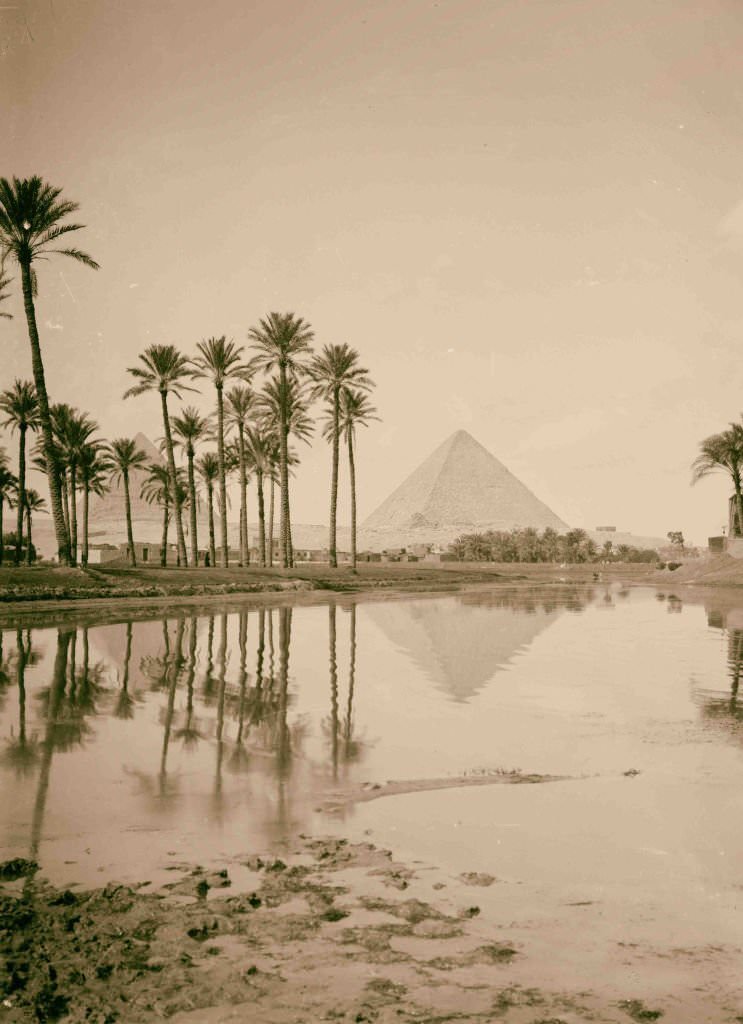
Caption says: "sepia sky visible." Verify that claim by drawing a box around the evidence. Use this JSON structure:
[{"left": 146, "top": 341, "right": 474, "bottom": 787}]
[{"left": 3, "top": 0, "right": 743, "bottom": 544}]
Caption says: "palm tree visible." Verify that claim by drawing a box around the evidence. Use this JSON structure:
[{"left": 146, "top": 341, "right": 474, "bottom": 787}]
[
  {"left": 107, "top": 438, "right": 148, "bottom": 566},
  {"left": 256, "top": 374, "right": 313, "bottom": 567},
  {"left": 172, "top": 406, "right": 210, "bottom": 567},
  {"left": 309, "top": 345, "right": 372, "bottom": 568},
  {"left": 0, "top": 254, "right": 12, "bottom": 319},
  {"left": 0, "top": 463, "right": 17, "bottom": 566},
  {"left": 334, "top": 388, "right": 379, "bottom": 570},
  {"left": 196, "top": 452, "right": 219, "bottom": 567},
  {"left": 48, "top": 403, "right": 74, "bottom": 542},
  {"left": 0, "top": 380, "right": 39, "bottom": 565},
  {"left": 191, "top": 337, "right": 249, "bottom": 567},
  {"left": 0, "top": 177, "right": 99, "bottom": 564},
  {"left": 141, "top": 462, "right": 184, "bottom": 567},
  {"left": 78, "top": 441, "right": 110, "bottom": 567},
  {"left": 249, "top": 313, "right": 314, "bottom": 568},
  {"left": 225, "top": 384, "right": 255, "bottom": 566},
  {"left": 23, "top": 489, "right": 46, "bottom": 565},
  {"left": 124, "top": 344, "right": 196, "bottom": 567},
  {"left": 53, "top": 406, "right": 97, "bottom": 565},
  {"left": 692, "top": 425, "right": 743, "bottom": 538},
  {"left": 243, "top": 426, "right": 276, "bottom": 567}
]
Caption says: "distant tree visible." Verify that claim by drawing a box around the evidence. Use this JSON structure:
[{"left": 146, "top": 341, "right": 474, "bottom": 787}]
[
  {"left": 108, "top": 438, "right": 149, "bottom": 567},
  {"left": 191, "top": 337, "right": 249, "bottom": 567},
  {"left": 243, "top": 427, "right": 277, "bottom": 568},
  {"left": 308, "top": 344, "right": 372, "bottom": 568},
  {"left": 172, "top": 406, "right": 211, "bottom": 567},
  {"left": 249, "top": 313, "right": 314, "bottom": 568},
  {"left": 124, "top": 344, "right": 196, "bottom": 566},
  {"left": 0, "top": 461, "right": 17, "bottom": 566},
  {"left": 53, "top": 406, "right": 97, "bottom": 565},
  {"left": 0, "top": 380, "right": 39, "bottom": 565},
  {"left": 78, "top": 440, "right": 110, "bottom": 567},
  {"left": 141, "top": 462, "right": 187, "bottom": 568},
  {"left": 692, "top": 426, "right": 743, "bottom": 538},
  {"left": 667, "top": 531, "right": 685, "bottom": 551},
  {"left": 0, "top": 176, "right": 99, "bottom": 563}
]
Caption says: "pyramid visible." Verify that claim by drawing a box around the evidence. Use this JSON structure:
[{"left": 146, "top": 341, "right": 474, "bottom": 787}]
[
  {"left": 88, "top": 432, "right": 165, "bottom": 522},
  {"left": 361, "top": 430, "right": 568, "bottom": 546}
]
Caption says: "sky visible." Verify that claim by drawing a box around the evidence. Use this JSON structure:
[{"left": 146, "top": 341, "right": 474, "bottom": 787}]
[{"left": 3, "top": 0, "right": 743, "bottom": 545}]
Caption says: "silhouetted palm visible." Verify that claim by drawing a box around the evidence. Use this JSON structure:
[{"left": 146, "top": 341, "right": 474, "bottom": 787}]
[
  {"left": 192, "top": 337, "right": 250, "bottom": 567},
  {"left": 334, "top": 388, "right": 379, "bottom": 569},
  {"left": 0, "top": 380, "right": 39, "bottom": 564},
  {"left": 53, "top": 406, "right": 98, "bottom": 564},
  {"left": 243, "top": 427, "right": 277, "bottom": 567},
  {"left": 124, "top": 345, "right": 196, "bottom": 566},
  {"left": 78, "top": 440, "right": 111, "bottom": 567},
  {"left": 225, "top": 385, "right": 255, "bottom": 566},
  {"left": 0, "top": 462, "right": 18, "bottom": 566},
  {"left": 0, "top": 177, "right": 99, "bottom": 564},
  {"left": 692, "top": 425, "right": 743, "bottom": 537},
  {"left": 249, "top": 313, "right": 314, "bottom": 567},
  {"left": 23, "top": 489, "right": 46, "bottom": 564},
  {"left": 108, "top": 438, "right": 149, "bottom": 566},
  {"left": 309, "top": 345, "right": 372, "bottom": 567},
  {"left": 196, "top": 452, "right": 219, "bottom": 567},
  {"left": 172, "top": 406, "right": 211, "bottom": 566}
]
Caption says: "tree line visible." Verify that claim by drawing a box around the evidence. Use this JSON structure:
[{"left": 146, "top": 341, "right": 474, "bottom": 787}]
[
  {"left": 448, "top": 527, "right": 659, "bottom": 564},
  {"left": 0, "top": 177, "right": 378, "bottom": 570}
]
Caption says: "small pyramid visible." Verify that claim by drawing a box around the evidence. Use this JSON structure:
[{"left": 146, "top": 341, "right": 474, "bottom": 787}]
[
  {"left": 362, "top": 430, "right": 568, "bottom": 539},
  {"left": 88, "top": 433, "right": 164, "bottom": 522}
]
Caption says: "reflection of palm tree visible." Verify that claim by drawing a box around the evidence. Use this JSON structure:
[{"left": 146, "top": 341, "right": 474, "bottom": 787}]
[
  {"left": 214, "top": 614, "right": 228, "bottom": 796},
  {"left": 229, "top": 612, "right": 251, "bottom": 773},
  {"left": 114, "top": 621, "right": 136, "bottom": 720},
  {"left": 328, "top": 604, "right": 339, "bottom": 777},
  {"left": 693, "top": 629, "right": 743, "bottom": 733},
  {"left": 175, "top": 617, "right": 203, "bottom": 749},
  {"left": 29, "top": 629, "right": 73, "bottom": 861},
  {"left": 275, "top": 607, "right": 293, "bottom": 777},
  {"left": 159, "top": 618, "right": 185, "bottom": 783},
  {"left": 202, "top": 615, "right": 216, "bottom": 701},
  {"left": 342, "top": 604, "right": 363, "bottom": 764},
  {"left": 3, "top": 629, "right": 39, "bottom": 776}
]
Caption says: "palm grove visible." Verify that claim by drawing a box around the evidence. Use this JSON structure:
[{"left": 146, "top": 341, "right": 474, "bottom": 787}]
[{"left": 0, "top": 177, "right": 377, "bottom": 569}]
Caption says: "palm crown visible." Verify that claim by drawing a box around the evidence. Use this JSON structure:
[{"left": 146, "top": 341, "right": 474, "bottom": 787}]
[
  {"left": 124, "top": 345, "right": 196, "bottom": 398},
  {"left": 0, "top": 176, "right": 100, "bottom": 272},
  {"left": 248, "top": 313, "right": 314, "bottom": 375},
  {"left": 308, "top": 343, "right": 372, "bottom": 404},
  {"left": 171, "top": 407, "right": 211, "bottom": 456},
  {"left": 0, "top": 380, "right": 39, "bottom": 433},
  {"left": 108, "top": 438, "right": 149, "bottom": 481},
  {"left": 192, "top": 336, "right": 249, "bottom": 389}
]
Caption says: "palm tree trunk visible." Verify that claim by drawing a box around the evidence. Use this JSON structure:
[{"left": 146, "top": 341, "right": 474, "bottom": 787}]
[
  {"left": 25, "top": 502, "right": 32, "bottom": 564},
  {"left": 0, "top": 495, "right": 4, "bottom": 565},
  {"left": 238, "top": 424, "right": 248, "bottom": 566},
  {"left": 279, "top": 366, "right": 290, "bottom": 569},
  {"left": 328, "top": 387, "right": 340, "bottom": 568},
  {"left": 19, "top": 261, "right": 70, "bottom": 565},
  {"left": 345, "top": 603, "right": 356, "bottom": 759},
  {"left": 61, "top": 471, "right": 71, "bottom": 547},
  {"left": 348, "top": 428, "right": 357, "bottom": 569},
  {"left": 161, "top": 498, "right": 169, "bottom": 567},
  {"left": 216, "top": 386, "right": 229, "bottom": 568},
  {"left": 187, "top": 449, "right": 198, "bottom": 566},
  {"left": 268, "top": 477, "right": 275, "bottom": 568},
  {"left": 207, "top": 484, "right": 216, "bottom": 567},
  {"left": 735, "top": 478, "right": 743, "bottom": 539},
  {"left": 69, "top": 466, "right": 78, "bottom": 569},
  {"left": 160, "top": 389, "right": 188, "bottom": 567},
  {"left": 256, "top": 469, "right": 266, "bottom": 568},
  {"left": 15, "top": 423, "right": 26, "bottom": 565},
  {"left": 82, "top": 483, "right": 90, "bottom": 567},
  {"left": 123, "top": 470, "right": 136, "bottom": 567},
  {"left": 329, "top": 603, "right": 338, "bottom": 778}
]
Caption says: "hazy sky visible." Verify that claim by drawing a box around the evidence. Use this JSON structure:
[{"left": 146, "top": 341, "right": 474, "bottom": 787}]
[{"left": 3, "top": 0, "right": 743, "bottom": 544}]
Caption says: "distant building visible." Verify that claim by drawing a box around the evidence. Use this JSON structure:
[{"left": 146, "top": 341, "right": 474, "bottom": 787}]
[{"left": 595, "top": 526, "right": 616, "bottom": 533}]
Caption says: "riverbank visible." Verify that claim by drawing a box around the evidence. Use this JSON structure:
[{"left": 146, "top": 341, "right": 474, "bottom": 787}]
[
  {"left": 0, "top": 561, "right": 660, "bottom": 617},
  {"left": 0, "top": 832, "right": 700, "bottom": 1024}
]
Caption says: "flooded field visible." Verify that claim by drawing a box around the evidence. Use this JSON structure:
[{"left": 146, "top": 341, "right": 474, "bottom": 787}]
[{"left": 2, "top": 584, "right": 743, "bottom": 1019}]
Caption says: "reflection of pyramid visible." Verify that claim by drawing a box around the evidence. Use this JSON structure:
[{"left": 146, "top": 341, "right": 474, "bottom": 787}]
[
  {"left": 361, "top": 430, "right": 568, "bottom": 548},
  {"left": 365, "top": 594, "right": 562, "bottom": 701}
]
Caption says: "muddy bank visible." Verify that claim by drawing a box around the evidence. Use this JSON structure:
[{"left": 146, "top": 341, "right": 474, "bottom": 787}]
[{"left": 0, "top": 838, "right": 679, "bottom": 1024}]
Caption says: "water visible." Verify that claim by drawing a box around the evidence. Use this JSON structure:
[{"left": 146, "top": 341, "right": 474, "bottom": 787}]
[{"left": 1, "top": 586, "right": 742, "bottom": 946}]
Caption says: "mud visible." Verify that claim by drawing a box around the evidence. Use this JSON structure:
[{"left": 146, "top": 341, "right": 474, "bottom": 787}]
[{"left": 0, "top": 838, "right": 700, "bottom": 1024}]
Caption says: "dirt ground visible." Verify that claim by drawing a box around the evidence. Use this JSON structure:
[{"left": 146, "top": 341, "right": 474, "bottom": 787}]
[{"left": 0, "top": 834, "right": 707, "bottom": 1024}]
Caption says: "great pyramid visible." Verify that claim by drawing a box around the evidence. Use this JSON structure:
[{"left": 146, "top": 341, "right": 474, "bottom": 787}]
[
  {"left": 88, "top": 432, "right": 165, "bottom": 522},
  {"left": 360, "top": 429, "right": 568, "bottom": 549}
]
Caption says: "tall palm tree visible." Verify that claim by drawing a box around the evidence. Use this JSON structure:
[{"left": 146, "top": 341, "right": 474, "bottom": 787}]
[
  {"left": 692, "top": 425, "right": 743, "bottom": 538},
  {"left": 53, "top": 406, "right": 97, "bottom": 565},
  {"left": 308, "top": 344, "right": 372, "bottom": 568},
  {"left": 78, "top": 441, "right": 110, "bottom": 567},
  {"left": 142, "top": 463, "right": 174, "bottom": 567},
  {"left": 335, "top": 388, "right": 379, "bottom": 570},
  {"left": 23, "top": 489, "right": 46, "bottom": 565},
  {"left": 191, "top": 337, "right": 249, "bottom": 568},
  {"left": 0, "top": 380, "right": 39, "bottom": 565},
  {"left": 249, "top": 313, "right": 314, "bottom": 568},
  {"left": 256, "top": 374, "right": 313, "bottom": 568},
  {"left": 225, "top": 384, "right": 255, "bottom": 567},
  {"left": 124, "top": 344, "right": 196, "bottom": 567},
  {"left": 171, "top": 406, "right": 210, "bottom": 567},
  {"left": 0, "top": 177, "right": 99, "bottom": 564},
  {"left": 0, "top": 462, "right": 17, "bottom": 566},
  {"left": 108, "top": 438, "right": 148, "bottom": 566},
  {"left": 196, "top": 452, "right": 219, "bottom": 568},
  {"left": 243, "top": 426, "right": 276, "bottom": 567}
]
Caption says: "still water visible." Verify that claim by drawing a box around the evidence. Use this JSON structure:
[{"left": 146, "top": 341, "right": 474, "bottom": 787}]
[{"left": 1, "top": 585, "right": 742, "bottom": 942}]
